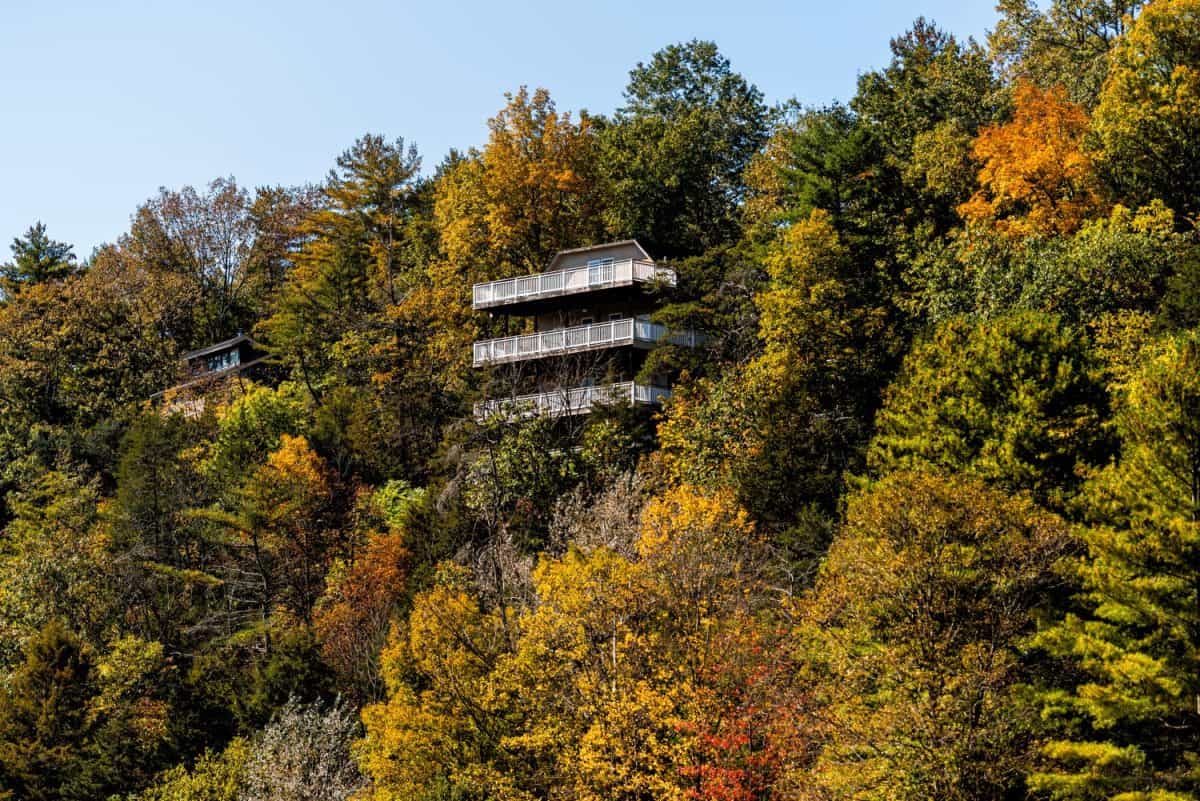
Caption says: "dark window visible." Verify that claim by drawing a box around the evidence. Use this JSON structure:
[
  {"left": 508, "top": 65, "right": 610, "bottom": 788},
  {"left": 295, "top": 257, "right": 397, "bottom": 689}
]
[{"left": 205, "top": 349, "right": 241, "bottom": 373}]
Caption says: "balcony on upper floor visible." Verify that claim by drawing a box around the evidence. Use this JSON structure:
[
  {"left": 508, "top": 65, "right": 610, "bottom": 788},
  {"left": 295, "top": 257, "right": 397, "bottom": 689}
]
[
  {"left": 472, "top": 317, "right": 700, "bottom": 367},
  {"left": 472, "top": 258, "right": 676, "bottom": 313},
  {"left": 474, "top": 381, "right": 672, "bottom": 420}
]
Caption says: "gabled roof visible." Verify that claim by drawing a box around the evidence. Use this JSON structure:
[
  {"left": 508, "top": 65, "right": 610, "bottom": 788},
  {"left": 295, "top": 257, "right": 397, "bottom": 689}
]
[
  {"left": 545, "top": 239, "right": 653, "bottom": 272},
  {"left": 182, "top": 333, "right": 256, "bottom": 361},
  {"left": 149, "top": 355, "right": 269, "bottom": 399}
]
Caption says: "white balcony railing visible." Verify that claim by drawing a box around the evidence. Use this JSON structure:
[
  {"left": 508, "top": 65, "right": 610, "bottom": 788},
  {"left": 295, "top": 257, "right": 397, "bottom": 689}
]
[
  {"left": 473, "top": 318, "right": 699, "bottom": 366},
  {"left": 474, "top": 382, "right": 672, "bottom": 419},
  {"left": 472, "top": 259, "right": 676, "bottom": 309}
]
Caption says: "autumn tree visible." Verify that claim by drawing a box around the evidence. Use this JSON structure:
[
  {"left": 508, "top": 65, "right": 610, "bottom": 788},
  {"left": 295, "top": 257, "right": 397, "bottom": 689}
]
[
  {"left": 201, "top": 382, "right": 309, "bottom": 497},
  {"left": 235, "top": 434, "right": 341, "bottom": 621},
  {"left": 245, "top": 185, "right": 321, "bottom": 302},
  {"left": 356, "top": 563, "right": 514, "bottom": 800},
  {"left": 124, "top": 178, "right": 298, "bottom": 346},
  {"left": 136, "top": 739, "right": 248, "bottom": 801},
  {"left": 357, "top": 486, "right": 786, "bottom": 801},
  {"left": 428, "top": 88, "right": 606, "bottom": 283},
  {"left": 0, "top": 250, "right": 184, "bottom": 519},
  {"left": 1093, "top": 0, "right": 1200, "bottom": 223},
  {"left": 0, "top": 470, "right": 111, "bottom": 668},
  {"left": 659, "top": 210, "right": 897, "bottom": 537},
  {"left": 480, "top": 87, "right": 605, "bottom": 274},
  {"left": 959, "top": 82, "right": 1108, "bottom": 238},
  {"left": 135, "top": 739, "right": 248, "bottom": 801},
  {"left": 403, "top": 89, "right": 608, "bottom": 422},
  {"left": 803, "top": 471, "right": 1072, "bottom": 800},
  {"left": 314, "top": 481, "right": 418, "bottom": 699}
]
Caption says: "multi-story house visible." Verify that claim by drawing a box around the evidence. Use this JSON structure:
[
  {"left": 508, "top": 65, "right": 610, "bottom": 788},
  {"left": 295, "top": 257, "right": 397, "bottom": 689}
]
[{"left": 471, "top": 240, "right": 695, "bottom": 418}]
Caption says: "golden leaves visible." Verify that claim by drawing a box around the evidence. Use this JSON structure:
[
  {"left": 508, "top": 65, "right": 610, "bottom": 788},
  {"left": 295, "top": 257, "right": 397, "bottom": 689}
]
[{"left": 960, "top": 82, "right": 1108, "bottom": 237}]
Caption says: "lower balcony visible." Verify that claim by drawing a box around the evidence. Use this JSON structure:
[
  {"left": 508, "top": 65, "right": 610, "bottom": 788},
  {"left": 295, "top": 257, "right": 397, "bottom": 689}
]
[
  {"left": 473, "top": 318, "right": 698, "bottom": 367},
  {"left": 474, "top": 381, "right": 671, "bottom": 419}
]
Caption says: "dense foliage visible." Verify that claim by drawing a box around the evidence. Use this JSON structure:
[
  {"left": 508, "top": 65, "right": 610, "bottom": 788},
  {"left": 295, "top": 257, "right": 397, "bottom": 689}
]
[{"left": 3, "top": 4, "right": 1200, "bottom": 798}]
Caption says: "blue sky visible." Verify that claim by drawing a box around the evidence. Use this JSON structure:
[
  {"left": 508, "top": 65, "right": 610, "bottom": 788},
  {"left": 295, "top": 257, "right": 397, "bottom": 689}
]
[{"left": 1, "top": 0, "right": 999, "bottom": 257}]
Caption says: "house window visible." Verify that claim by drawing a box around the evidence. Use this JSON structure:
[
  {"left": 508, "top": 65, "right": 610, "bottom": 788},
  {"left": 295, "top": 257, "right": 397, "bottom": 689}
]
[
  {"left": 205, "top": 349, "right": 241, "bottom": 373},
  {"left": 608, "top": 313, "right": 623, "bottom": 322},
  {"left": 587, "top": 257, "right": 615, "bottom": 286}
]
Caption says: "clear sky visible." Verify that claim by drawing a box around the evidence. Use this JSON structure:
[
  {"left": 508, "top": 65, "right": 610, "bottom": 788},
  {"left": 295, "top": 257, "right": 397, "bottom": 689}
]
[{"left": 1, "top": 0, "right": 1000, "bottom": 257}]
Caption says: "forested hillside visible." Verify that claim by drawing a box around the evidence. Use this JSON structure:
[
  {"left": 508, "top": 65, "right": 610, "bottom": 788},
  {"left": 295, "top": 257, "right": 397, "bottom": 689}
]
[{"left": 3, "top": 1, "right": 1200, "bottom": 798}]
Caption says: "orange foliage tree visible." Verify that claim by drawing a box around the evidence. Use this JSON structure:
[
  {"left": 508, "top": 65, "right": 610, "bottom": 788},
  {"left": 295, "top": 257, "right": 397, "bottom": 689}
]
[
  {"left": 314, "top": 484, "right": 414, "bottom": 699},
  {"left": 959, "top": 82, "right": 1108, "bottom": 237},
  {"left": 313, "top": 531, "right": 408, "bottom": 699}
]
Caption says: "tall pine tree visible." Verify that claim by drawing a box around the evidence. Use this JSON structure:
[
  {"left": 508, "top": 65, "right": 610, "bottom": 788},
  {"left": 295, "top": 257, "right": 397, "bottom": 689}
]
[{"left": 1034, "top": 329, "right": 1200, "bottom": 799}]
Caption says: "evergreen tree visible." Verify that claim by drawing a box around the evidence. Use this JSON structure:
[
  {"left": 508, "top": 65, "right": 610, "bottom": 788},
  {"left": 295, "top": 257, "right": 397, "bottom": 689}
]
[
  {"left": 867, "top": 311, "right": 1112, "bottom": 509},
  {"left": 0, "top": 622, "right": 95, "bottom": 801},
  {"left": 0, "top": 223, "right": 76, "bottom": 297},
  {"left": 1033, "top": 329, "right": 1200, "bottom": 798},
  {"left": 112, "top": 411, "right": 220, "bottom": 650}
]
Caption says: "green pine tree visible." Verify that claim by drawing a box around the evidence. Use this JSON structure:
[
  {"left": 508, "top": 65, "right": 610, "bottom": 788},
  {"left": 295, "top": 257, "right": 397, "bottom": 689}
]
[
  {"left": 1033, "top": 329, "right": 1200, "bottom": 799},
  {"left": 0, "top": 621, "right": 95, "bottom": 801},
  {"left": 0, "top": 223, "right": 76, "bottom": 297}
]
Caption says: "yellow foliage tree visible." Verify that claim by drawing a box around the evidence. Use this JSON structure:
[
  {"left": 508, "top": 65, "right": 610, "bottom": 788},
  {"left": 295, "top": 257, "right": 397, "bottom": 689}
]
[
  {"left": 431, "top": 86, "right": 605, "bottom": 283},
  {"left": 482, "top": 87, "right": 605, "bottom": 274},
  {"left": 355, "top": 486, "right": 788, "bottom": 801},
  {"left": 656, "top": 210, "right": 892, "bottom": 528},
  {"left": 1093, "top": 0, "right": 1200, "bottom": 221},
  {"left": 240, "top": 434, "right": 339, "bottom": 620},
  {"left": 355, "top": 564, "right": 515, "bottom": 801},
  {"left": 390, "top": 87, "right": 608, "bottom": 406},
  {"left": 802, "top": 471, "right": 1072, "bottom": 800}
]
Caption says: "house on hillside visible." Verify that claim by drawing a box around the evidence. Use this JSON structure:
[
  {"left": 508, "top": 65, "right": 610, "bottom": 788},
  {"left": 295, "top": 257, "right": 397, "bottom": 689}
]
[
  {"left": 471, "top": 240, "right": 697, "bottom": 418},
  {"left": 152, "top": 333, "right": 269, "bottom": 416}
]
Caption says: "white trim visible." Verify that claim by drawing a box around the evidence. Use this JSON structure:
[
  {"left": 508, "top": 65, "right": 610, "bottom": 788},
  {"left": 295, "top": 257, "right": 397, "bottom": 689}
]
[
  {"left": 474, "top": 382, "right": 671, "bottom": 419},
  {"left": 472, "top": 259, "right": 675, "bottom": 310}
]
